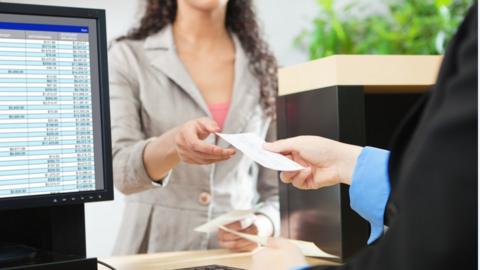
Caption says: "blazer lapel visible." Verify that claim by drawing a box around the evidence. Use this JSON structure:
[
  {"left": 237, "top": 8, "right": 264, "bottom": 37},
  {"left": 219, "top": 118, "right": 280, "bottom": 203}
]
[
  {"left": 144, "top": 27, "right": 261, "bottom": 147},
  {"left": 144, "top": 25, "right": 211, "bottom": 116},
  {"left": 220, "top": 36, "right": 260, "bottom": 136},
  {"left": 216, "top": 36, "right": 267, "bottom": 149}
]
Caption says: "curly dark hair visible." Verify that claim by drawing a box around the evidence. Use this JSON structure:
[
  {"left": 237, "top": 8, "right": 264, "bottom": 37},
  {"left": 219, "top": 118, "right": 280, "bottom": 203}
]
[{"left": 118, "top": 0, "right": 278, "bottom": 118}]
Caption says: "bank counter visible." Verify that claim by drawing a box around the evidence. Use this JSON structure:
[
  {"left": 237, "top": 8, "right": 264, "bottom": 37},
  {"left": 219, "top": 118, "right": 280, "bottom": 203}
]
[
  {"left": 99, "top": 55, "right": 442, "bottom": 270},
  {"left": 98, "top": 249, "right": 337, "bottom": 270}
]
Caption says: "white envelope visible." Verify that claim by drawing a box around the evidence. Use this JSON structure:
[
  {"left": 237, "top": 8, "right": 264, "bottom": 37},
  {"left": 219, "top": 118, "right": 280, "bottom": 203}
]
[
  {"left": 194, "top": 209, "right": 256, "bottom": 233},
  {"left": 216, "top": 132, "right": 305, "bottom": 171}
]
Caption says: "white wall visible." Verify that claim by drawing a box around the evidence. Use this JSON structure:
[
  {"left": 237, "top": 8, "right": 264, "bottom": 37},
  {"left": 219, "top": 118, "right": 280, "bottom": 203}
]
[
  {"left": 255, "top": 0, "right": 317, "bottom": 66},
  {"left": 1, "top": 0, "right": 317, "bottom": 257}
]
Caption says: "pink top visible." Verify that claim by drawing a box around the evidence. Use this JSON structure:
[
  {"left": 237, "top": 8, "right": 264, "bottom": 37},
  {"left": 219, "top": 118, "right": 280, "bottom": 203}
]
[{"left": 208, "top": 100, "right": 231, "bottom": 129}]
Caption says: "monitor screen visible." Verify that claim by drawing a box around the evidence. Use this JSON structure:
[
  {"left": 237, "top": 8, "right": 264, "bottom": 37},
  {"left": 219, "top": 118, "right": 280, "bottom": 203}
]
[{"left": 0, "top": 4, "right": 113, "bottom": 208}]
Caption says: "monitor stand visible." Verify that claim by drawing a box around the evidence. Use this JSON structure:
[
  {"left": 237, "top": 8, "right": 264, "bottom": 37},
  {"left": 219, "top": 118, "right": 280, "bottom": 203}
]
[{"left": 0, "top": 204, "right": 97, "bottom": 270}]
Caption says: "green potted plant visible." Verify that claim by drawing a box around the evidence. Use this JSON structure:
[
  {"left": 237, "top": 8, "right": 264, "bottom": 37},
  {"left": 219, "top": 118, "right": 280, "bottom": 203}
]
[{"left": 296, "top": 0, "right": 473, "bottom": 59}]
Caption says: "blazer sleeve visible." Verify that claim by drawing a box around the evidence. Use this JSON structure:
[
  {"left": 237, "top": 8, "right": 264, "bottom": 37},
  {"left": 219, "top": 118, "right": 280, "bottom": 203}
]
[
  {"left": 255, "top": 120, "right": 281, "bottom": 236},
  {"left": 109, "top": 42, "right": 165, "bottom": 195}
]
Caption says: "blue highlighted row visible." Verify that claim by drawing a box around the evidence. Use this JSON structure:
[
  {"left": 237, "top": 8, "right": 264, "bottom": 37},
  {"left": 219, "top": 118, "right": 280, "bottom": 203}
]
[{"left": 0, "top": 22, "right": 88, "bottom": 33}]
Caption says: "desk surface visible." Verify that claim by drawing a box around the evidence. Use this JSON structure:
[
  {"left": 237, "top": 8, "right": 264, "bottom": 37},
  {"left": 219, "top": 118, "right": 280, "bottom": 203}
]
[{"left": 98, "top": 249, "right": 338, "bottom": 270}]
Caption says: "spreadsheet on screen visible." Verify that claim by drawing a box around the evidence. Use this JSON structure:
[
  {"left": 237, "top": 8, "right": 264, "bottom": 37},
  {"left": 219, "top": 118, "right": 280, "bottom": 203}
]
[{"left": 0, "top": 20, "right": 99, "bottom": 198}]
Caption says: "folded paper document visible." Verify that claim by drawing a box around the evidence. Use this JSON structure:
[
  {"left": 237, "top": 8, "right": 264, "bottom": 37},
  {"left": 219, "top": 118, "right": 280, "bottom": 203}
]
[
  {"left": 218, "top": 225, "right": 338, "bottom": 259},
  {"left": 194, "top": 209, "right": 256, "bottom": 233},
  {"left": 194, "top": 210, "right": 338, "bottom": 259},
  {"left": 216, "top": 133, "right": 305, "bottom": 171}
]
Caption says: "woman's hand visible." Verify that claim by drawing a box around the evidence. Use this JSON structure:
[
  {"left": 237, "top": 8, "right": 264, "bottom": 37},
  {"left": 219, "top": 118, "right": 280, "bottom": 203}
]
[
  {"left": 264, "top": 136, "right": 362, "bottom": 189},
  {"left": 251, "top": 238, "right": 307, "bottom": 270},
  {"left": 175, "top": 117, "right": 235, "bottom": 164},
  {"left": 218, "top": 215, "right": 273, "bottom": 252},
  {"left": 143, "top": 117, "right": 234, "bottom": 181}
]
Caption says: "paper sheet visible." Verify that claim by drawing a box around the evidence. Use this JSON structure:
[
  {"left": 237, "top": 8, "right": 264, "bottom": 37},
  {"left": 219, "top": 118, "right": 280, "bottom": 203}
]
[
  {"left": 216, "top": 133, "right": 305, "bottom": 171},
  {"left": 194, "top": 209, "right": 255, "bottom": 233},
  {"left": 218, "top": 225, "right": 269, "bottom": 246},
  {"left": 218, "top": 225, "right": 338, "bottom": 259},
  {"left": 288, "top": 239, "right": 338, "bottom": 259}
]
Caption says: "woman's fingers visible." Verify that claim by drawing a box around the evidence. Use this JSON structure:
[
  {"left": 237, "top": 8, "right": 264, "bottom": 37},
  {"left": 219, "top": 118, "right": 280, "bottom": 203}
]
[
  {"left": 183, "top": 126, "right": 234, "bottom": 156},
  {"left": 191, "top": 147, "right": 234, "bottom": 159},
  {"left": 181, "top": 156, "right": 228, "bottom": 165},
  {"left": 219, "top": 238, "right": 258, "bottom": 252},
  {"left": 218, "top": 227, "right": 259, "bottom": 252},
  {"left": 211, "top": 146, "right": 236, "bottom": 156},
  {"left": 179, "top": 149, "right": 233, "bottom": 163},
  {"left": 183, "top": 129, "right": 214, "bottom": 153},
  {"left": 197, "top": 117, "right": 221, "bottom": 132},
  {"left": 218, "top": 231, "right": 242, "bottom": 242},
  {"left": 240, "top": 224, "right": 258, "bottom": 234},
  {"left": 196, "top": 117, "right": 221, "bottom": 138},
  {"left": 176, "top": 121, "right": 236, "bottom": 164},
  {"left": 218, "top": 220, "right": 260, "bottom": 252},
  {"left": 230, "top": 239, "right": 258, "bottom": 252}
]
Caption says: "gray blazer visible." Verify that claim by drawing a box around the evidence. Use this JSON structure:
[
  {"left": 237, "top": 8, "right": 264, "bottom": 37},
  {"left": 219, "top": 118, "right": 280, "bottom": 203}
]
[{"left": 108, "top": 25, "right": 279, "bottom": 255}]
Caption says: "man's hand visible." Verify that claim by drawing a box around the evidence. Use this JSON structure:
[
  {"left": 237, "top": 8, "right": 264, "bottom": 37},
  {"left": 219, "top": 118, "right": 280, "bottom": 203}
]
[
  {"left": 217, "top": 215, "right": 273, "bottom": 252},
  {"left": 251, "top": 238, "right": 307, "bottom": 270},
  {"left": 264, "top": 136, "right": 362, "bottom": 189}
]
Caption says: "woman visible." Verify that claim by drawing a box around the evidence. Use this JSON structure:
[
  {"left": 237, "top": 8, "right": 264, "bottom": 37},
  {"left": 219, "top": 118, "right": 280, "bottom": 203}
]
[{"left": 109, "top": 0, "right": 279, "bottom": 255}]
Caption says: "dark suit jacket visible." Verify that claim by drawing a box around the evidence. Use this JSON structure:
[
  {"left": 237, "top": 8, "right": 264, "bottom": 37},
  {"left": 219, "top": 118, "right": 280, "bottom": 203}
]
[{"left": 312, "top": 3, "right": 477, "bottom": 270}]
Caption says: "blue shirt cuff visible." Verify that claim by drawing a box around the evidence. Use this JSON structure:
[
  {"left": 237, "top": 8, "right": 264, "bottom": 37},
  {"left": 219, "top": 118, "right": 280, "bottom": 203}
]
[
  {"left": 290, "top": 265, "right": 310, "bottom": 270},
  {"left": 349, "top": 146, "right": 391, "bottom": 244}
]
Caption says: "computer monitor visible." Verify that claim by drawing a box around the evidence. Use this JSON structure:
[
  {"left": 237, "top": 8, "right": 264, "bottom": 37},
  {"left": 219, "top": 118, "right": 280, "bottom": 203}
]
[
  {"left": 0, "top": 3, "right": 112, "bottom": 268},
  {"left": 0, "top": 3, "right": 113, "bottom": 210}
]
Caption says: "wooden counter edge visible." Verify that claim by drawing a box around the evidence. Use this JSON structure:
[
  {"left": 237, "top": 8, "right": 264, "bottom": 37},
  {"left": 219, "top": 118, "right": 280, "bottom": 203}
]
[
  {"left": 98, "top": 249, "right": 339, "bottom": 270},
  {"left": 278, "top": 55, "right": 443, "bottom": 96}
]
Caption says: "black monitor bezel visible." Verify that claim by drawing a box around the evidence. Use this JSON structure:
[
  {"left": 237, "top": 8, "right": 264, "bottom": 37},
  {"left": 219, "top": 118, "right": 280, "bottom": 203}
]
[{"left": 0, "top": 2, "right": 114, "bottom": 210}]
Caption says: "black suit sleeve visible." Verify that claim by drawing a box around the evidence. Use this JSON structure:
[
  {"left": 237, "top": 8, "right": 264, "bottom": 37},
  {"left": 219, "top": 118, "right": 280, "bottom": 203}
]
[{"left": 310, "top": 4, "right": 477, "bottom": 270}]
